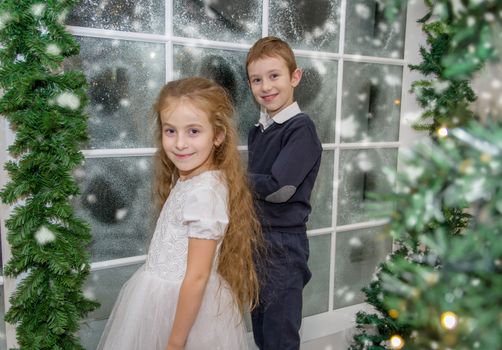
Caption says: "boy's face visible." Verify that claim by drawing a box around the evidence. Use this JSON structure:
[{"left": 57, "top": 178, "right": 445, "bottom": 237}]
[{"left": 247, "top": 56, "right": 302, "bottom": 117}]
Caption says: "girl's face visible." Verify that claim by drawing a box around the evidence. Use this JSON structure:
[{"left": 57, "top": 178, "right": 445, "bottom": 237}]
[{"left": 160, "top": 100, "right": 224, "bottom": 180}]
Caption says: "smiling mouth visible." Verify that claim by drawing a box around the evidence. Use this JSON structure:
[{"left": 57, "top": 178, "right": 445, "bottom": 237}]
[
  {"left": 174, "top": 153, "right": 193, "bottom": 159},
  {"left": 261, "top": 93, "right": 278, "bottom": 102}
]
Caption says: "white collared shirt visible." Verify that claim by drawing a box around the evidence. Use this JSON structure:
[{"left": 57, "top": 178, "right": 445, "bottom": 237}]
[{"left": 257, "top": 102, "right": 302, "bottom": 130}]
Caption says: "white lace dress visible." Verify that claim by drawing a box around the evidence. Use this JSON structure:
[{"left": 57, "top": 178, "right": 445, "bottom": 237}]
[{"left": 97, "top": 171, "right": 248, "bottom": 350}]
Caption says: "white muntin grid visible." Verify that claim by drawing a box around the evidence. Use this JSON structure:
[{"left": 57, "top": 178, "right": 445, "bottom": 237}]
[{"left": 0, "top": 0, "right": 426, "bottom": 345}]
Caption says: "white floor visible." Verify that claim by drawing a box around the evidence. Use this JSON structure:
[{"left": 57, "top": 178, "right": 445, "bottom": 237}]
[{"left": 247, "top": 328, "right": 355, "bottom": 350}]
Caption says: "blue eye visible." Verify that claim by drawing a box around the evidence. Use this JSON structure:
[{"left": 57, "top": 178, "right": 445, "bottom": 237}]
[
  {"left": 188, "top": 128, "right": 200, "bottom": 135},
  {"left": 164, "top": 128, "right": 175, "bottom": 135}
]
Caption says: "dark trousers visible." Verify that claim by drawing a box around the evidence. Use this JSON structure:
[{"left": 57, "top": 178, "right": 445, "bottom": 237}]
[{"left": 251, "top": 231, "right": 311, "bottom": 350}]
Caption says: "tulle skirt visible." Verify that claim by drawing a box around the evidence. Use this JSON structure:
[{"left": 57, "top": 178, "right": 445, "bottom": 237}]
[{"left": 97, "top": 265, "right": 248, "bottom": 350}]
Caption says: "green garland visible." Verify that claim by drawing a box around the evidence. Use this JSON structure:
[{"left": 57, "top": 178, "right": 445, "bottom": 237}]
[
  {"left": 350, "top": 1, "right": 502, "bottom": 349},
  {"left": 0, "top": 1, "right": 98, "bottom": 349}
]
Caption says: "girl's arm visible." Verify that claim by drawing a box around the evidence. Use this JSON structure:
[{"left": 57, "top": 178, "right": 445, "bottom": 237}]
[{"left": 166, "top": 238, "right": 218, "bottom": 350}]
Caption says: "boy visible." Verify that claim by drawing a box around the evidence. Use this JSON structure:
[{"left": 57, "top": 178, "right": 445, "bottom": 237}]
[{"left": 246, "top": 36, "right": 322, "bottom": 350}]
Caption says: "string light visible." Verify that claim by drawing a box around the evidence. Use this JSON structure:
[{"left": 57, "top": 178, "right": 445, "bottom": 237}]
[
  {"left": 389, "top": 335, "right": 405, "bottom": 349},
  {"left": 437, "top": 126, "right": 448, "bottom": 137},
  {"left": 388, "top": 309, "right": 399, "bottom": 319},
  {"left": 440, "top": 311, "right": 459, "bottom": 330},
  {"left": 394, "top": 99, "right": 401, "bottom": 105}
]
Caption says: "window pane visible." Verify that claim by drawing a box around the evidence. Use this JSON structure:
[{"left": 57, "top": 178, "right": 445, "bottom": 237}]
[
  {"left": 65, "top": 37, "right": 165, "bottom": 149},
  {"left": 303, "top": 234, "right": 331, "bottom": 316},
  {"left": 79, "top": 264, "right": 143, "bottom": 349},
  {"left": 337, "top": 148, "right": 397, "bottom": 226},
  {"left": 269, "top": 0, "right": 341, "bottom": 52},
  {"left": 344, "top": 0, "right": 406, "bottom": 58},
  {"left": 73, "top": 157, "right": 154, "bottom": 262},
  {"left": 308, "top": 151, "right": 334, "bottom": 230},
  {"left": 0, "top": 287, "right": 6, "bottom": 350},
  {"left": 173, "top": 0, "right": 262, "bottom": 43},
  {"left": 333, "top": 226, "right": 392, "bottom": 309},
  {"left": 296, "top": 57, "right": 337, "bottom": 143},
  {"left": 173, "top": 45, "right": 257, "bottom": 144},
  {"left": 67, "top": 0, "right": 165, "bottom": 34},
  {"left": 341, "top": 62, "right": 402, "bottom": 143}
]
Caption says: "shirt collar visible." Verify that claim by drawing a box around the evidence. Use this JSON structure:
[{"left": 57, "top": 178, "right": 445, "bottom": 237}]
[{"left": 256, "top": 102, "right": 301, "bottom": 130}]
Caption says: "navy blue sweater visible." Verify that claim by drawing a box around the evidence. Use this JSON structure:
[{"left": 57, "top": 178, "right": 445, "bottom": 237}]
[{"left": 248, "top": 113, "right": 322, "bottom": 233}]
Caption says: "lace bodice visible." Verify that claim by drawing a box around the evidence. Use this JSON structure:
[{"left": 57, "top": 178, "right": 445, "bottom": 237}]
[{"left": 145, "top": 171, "right": 228, "bottom": 281}]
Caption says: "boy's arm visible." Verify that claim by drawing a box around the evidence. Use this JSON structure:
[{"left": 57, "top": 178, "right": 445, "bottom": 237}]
[
  {"left": 249, "top": 121, "right": 322, "bottom": 203},
  {"left": 166, "top": 238, "right": 217, "bottom": 350}
]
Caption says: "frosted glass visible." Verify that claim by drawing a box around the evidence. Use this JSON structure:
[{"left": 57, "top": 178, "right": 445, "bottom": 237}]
[
  {"left": 79, "top": 263, "right": 143, "bottom": 349},
  {"left": 173, "top": 0, "right": 262, "bottom": 43},
  {"left": 72, "top": 157, "right": 154, "bottom": 262},
  {"left": 65, "top": 37, "right": 165, "bottom": 149},
  {"left": 333, "top": 226, "right": 392, "bottom": 309},
  {"left": 341, "top": 62, "right": 402, "bottom": 143},
  {"left": 269, "top": 0, "right": 341, "bottom": 52},
  {"left": 308, "top": 151, "right": 334, "bottom": 230},
  {"left": 296, "top": 57, "right": 338, "bottom": 143},
  {"left": 303, "top": 234, "right": 331, "bottom": 316},
  {"left": 67, "top": 0, "right": 165, "bottom": 34},
  {"left": 337, "top": 148, "right": 398, "bottom": 226},
  {"left": 0, "top": 288, "right": 5, "bottom": 350},
  {"left": 345, "top": 0, "right": 406, "bottom": 58},
  {"left": 173, "top": 45, "right": 257, "bottom": 144}
]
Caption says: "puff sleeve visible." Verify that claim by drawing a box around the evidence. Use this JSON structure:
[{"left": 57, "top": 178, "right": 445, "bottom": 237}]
[{"left": 182, "top": 185, "right": 229, "bottom": 241}]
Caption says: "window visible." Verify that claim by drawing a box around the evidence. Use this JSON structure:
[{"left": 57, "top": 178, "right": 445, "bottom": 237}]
[{"left": 0, "top": 0, "right": 425, "bottom": 347}]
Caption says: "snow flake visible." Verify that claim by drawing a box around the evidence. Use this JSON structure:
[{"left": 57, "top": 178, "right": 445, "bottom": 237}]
[
  {"left": 86, "top": 194, "right": 97, "bottom": 204},
  {"left": 0, "top": 12, "right": 12, "bottom": 30},
  {"left": 465, "top": 178, "right": 489, "bottom": 201},
  {"left": 56, "top": 91, "right": 80, "bottom": 110},
  {"left": 119, "top": 98, "right": 131, "bottom": 107},
  {"left": 356, "top": 153, "right": 373, "bottom": 171},
  {"left": 340, "top": 114, "right": 358, "bottom": 138},
  {"left": 432, "top": 80, "right": 450, "bottom": 94},
  {"left": 115, "top": 208, "right": 128, "bottom": 221},
  {"left": 384, "top": 75, "right": 401, "bottom": 87},
  {"left": 484, "top": 13, "right": 495, "bottom": 22},
  {"left": 432, "top": 3, "right": 447, "bottom": 18},
  {"left": 15, "top": 54, "right": 26, "bottom": 63},
  {"left": 35, "top": 226, "right": 56, "bottom": 245},
  {"left": 349, "top": 237, "right": 362, "bottom": 247},
  {"left": 403, "top": 164, "right": 424, "bottom": 184},
  {"left": 31, "top": 3, "right": 46, "bottom": 17},
  {"left": 46, "top": 44, "right": 62, "bottom": 56},
  {"left": 355, "top": 4, "right": 371, "bottom": 19}
]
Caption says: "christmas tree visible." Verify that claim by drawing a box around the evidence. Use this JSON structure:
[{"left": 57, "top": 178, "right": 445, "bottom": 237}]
[
  {"left": 0, "top": 1, "right": 98, "bottom": 349},
  {"left": 350, "top": 0, "right": 502, "bottom": 349}
]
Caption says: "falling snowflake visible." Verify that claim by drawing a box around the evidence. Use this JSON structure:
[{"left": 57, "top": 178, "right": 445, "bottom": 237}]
[
  {"left": 56, "top": 91, "right": 80, "bottom": 110},
  {"left": 35, "top": 226, "right": 56, "bottom": 245},
  {"left": 46, "top": 43, "right": 62, "bottom": 56},
  {"left": 86, "top": 194, "right": 97, "bottom": 204},
  {"left": 355, "top": 4, "right": 371, "bottom": 19},
  {"left": 340, "top": 114, "right": 358, "bottom": 138},
  {"left": 0, "top": 12, "right": 12, "bottom": 30},
  {"left": 115, "top": 208, "right": 128, "bottom": 221},
  {"left": 31, "top": 3, "right": 46, "bottom": 17}
]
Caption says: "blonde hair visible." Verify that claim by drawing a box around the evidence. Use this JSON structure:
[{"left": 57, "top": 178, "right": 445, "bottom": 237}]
[
  {"left": 152, "top": 77, "right": 262, "bottom": 312},
  {"left": 246, "top": 36, "right": 297, "bottom": 78}
]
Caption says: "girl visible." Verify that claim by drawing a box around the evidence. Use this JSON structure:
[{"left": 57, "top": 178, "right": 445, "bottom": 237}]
[{"left": 97, "top": 77, "right": 261, "bottom": 350}]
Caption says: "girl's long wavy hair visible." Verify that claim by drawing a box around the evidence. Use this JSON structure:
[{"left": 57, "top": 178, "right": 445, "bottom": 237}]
[{"left": 152, "top": 77, "right": 262, "bottom": 312}]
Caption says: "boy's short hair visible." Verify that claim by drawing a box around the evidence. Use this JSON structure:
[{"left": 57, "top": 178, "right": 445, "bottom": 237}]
[{"left": 246, "top": 36, "right": 297, "bottom": 78}]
